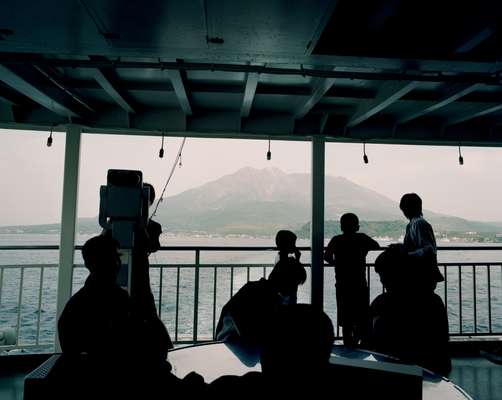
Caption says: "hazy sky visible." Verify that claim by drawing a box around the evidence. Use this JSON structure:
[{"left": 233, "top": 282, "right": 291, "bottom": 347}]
[{"left": 1, "top": 128, "right": 502, "bottom": 226}]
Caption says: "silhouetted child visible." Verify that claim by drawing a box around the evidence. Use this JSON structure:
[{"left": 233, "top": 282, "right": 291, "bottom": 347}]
[
  {"left": 324, "top": 213, "right": 379, "bottom": 347},
  {"left": 274, "top": 229, "right": 301, "bottom": 263},
  {"left": 398, "top": 193, "right": 444, "bottom": 292},
  {"left": 215, "top": 257, "right": 307, "bottom": 346}
]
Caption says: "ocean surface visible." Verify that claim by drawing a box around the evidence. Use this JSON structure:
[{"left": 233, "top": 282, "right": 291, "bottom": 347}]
[{"left": 1, "top": 233, "right": 502, "bottom": 353}]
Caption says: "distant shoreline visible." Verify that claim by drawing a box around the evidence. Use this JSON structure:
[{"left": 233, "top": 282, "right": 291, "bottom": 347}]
[{"left": 0, "top": 231, "right": 500, "bottom": 245}]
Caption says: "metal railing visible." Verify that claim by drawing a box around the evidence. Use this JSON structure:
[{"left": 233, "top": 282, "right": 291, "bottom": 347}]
[{"left": 1, "top": 245, "right": 502, "bottom": 352}]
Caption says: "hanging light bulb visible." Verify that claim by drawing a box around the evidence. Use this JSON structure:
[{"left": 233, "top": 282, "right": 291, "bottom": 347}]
[
  {"left": 46, "top": 125, "right": 53, "bottom": 147},
  {"left": 266, "top": 138, "right": 271, "bottom": 161},
  {"left": 159, "top": 132, "right": 165, "bottom": 158},
  {"left": 363, "top": 142, "right": 368, "bottom": 164},
  {"left": 458, "top": 144, "right": 464, "bottom": 165}
]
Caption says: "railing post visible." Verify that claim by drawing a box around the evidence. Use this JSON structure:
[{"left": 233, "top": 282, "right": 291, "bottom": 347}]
[
  {"left": 36, "top": 267, "right": 45, "bottom": 345},
  {"left": 193, "top": 249, "right": 200, "bottom": 342},
  {"left": 175, "top": 267, "right": 180, "bottom": 342},
  {"left": 473, "top": 265, "right": 477, "bottom": 333},
  {"left": 158, "top": 267, "right": 163, "bottom": 318},
  {"left": 487, "top": 264, "right": 492, "bottom": 333},
  {"left": 55, "top": 124, "right": 81, "bottom": 351},
  {"left": 212, "top": 267, "right": 217, "bottom": 339},
  {"left": 458, "top": 266, "right": 462, "bottom": 334},
  {"left": 311, "top": 135, "right": 325, "bottom": 309},
  {"left": 15, "top": 267, "right": 24, "bottom": 345}
]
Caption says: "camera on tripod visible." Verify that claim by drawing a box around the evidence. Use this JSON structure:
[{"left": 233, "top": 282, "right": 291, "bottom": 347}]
[{"left": 98, "top": 169, "right": 153, "bottom": 290}]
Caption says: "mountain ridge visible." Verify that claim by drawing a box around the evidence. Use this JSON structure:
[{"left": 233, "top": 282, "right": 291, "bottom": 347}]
[{"left": 1, "top": 167, "right": 501, "bottom": 238}]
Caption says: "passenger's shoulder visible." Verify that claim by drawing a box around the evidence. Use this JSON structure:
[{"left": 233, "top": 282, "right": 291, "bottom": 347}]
[
  {"left": 329, "top": 234, "right": 344, "bottom": 244},
  {"left": 414, "top": 217, "right": 433, "bottom": 229}
]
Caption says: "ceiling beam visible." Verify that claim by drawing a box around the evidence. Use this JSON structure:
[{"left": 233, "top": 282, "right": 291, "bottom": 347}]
[
  {"left": 167, "top": 70, "right": 192, "bottom": 116},
  {"left": 346, "top": 81, "right": 418, "bottom": 128},
  {"left": 241, "top": 72, "right": 259, "bottom": 118},
  {"left": 294, "top": 76, "right": 336, "bottom": 119},
  {"left": 0, "top": 65, "right": 80, "bottom": 118},
  {"left": 397, "top": 83, "right": 481, "bottom": 124},
  {"left": 0, "top": 54, "right": 497, "bottom": 79},
  {"left": 445, "top": 104, "right": 502, "bottom": 126},
  {"left": 90, "top": 68, "right": 135, "bottom": 113},
  {"left": 396, "top": 28, "right": 496, "bottom": 125},
  {"left": 3, "top": 108, "right": 502, "bottom": 147},
  {"left": 33, "top": 65, "right": 95, "bottom": 113},
  {"left": 456, "top": 27, "right": 495, "bottom": 53},
  {"left": 305, "top": 0, "right": 339, "bottom": 55}
]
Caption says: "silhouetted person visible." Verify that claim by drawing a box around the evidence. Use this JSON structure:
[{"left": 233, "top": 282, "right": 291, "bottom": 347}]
[
  {"left": 215, "top": 257, "right": 307, "bottom": 346},
  {"left": 370, "top": 247, "right": 451, "bottom": 376},
  {"left": 58, "top": 235, "right": 130, "bottom": 358},
  {"left": 275, "top": 229, "right": 301, "bottom": 263},
  {"left": 209, "top": 304, "right": 335, "bottom": 399},
  {"left": 324, "top": 213, "right": 379, "bottom": 347},
  {"left": 398, "top": 193, "right": 444, "bottom": 292},
  {"left": 274, "top": 229, "right": 302, "bottom": 304},
  {"left": 57, "top": 235, "right": 201, "bottom": 398}
]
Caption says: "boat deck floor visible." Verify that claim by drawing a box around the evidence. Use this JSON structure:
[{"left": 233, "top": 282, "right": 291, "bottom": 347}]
[{"left": 1, "top": 356, "right": 501, "bottom": 400}]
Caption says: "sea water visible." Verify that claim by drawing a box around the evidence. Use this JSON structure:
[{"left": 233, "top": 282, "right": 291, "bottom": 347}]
[{"left": 1, "top": 233, "right": 502, "bottom": 352}]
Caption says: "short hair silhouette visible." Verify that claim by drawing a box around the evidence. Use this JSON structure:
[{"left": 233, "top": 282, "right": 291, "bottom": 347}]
[
  {"left": 275, "top": 230, "right": 297, "bottom": 250},
  {"left": 81, "top": 235, "right": 121, "bottom": 276},
  {"left": 399, "top": 193, "right": 423, "bottom": 218},
  {"left": 143, "top": 182, "right": 155, "bottom": 206},
  {"left": 340, "top": 213, "right": 359, "bottom": 233},
  {"left": 374, "top": 247, "right": 405, "bottom": 294},
  {"left": 261, "top": 304, "right": 334, "bottom": 375}
]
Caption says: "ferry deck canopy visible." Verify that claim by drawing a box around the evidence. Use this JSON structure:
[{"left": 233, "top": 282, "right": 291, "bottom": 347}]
[{"left": 0, "top": 0, "right": 502, "bottom": 146}]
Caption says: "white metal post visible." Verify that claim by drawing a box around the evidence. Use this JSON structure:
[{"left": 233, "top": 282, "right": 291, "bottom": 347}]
[
  {"left": 55, "top": 124, "right": 81, "bottom": 351},
  {"left": 311, "top": 135, "right": 325, "bottom": 309}
]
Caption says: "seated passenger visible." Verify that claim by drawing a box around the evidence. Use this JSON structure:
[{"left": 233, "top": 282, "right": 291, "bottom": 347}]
[
  {"left": 58, "top": 235, "right": 131, "bottom": 359},
  {"left": 369, "top": 247, "right": 451, "bottom": 376},
  {"left": 57, "top": 235, "right": 198, "bottom": 398},
  {"left": 210, "top": 304, "right": 335, "bottom": 398},
  {"left": 215, "top": 257, "right": 306, "bottom": 346}
]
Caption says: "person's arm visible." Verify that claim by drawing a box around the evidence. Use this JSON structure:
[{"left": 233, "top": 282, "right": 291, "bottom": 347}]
[
  {"left": 364, "top": 234, "right": 380, "bottom": 251},
  {"left": 408, "top": 220, "right": 436, "bottom": 258},
  {"left": 324, "top": 238, "right": 336, "bottom": 264}
]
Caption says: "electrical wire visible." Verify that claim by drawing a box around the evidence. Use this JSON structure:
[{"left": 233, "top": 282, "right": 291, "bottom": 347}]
[{"left": 150, "top": 137, "right": 187, "bottom": 221}]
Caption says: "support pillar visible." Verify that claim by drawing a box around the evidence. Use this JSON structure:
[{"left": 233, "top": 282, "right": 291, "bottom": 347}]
[
  {"left": 310, "top": 135, "right": 325, "bottom": 309},
  {"left": 55, "top": 124, "right": 81, "bottom": 351}
]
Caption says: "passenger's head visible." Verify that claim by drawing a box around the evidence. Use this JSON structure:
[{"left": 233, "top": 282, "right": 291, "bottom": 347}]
[
  {"left": 261, "top": 304, "right": 334, "bottom": 376},
  {"left": 340, "top": 213, "right": 359, "bottom": 233},
  {"left": 144, "top": 182, "right": 156, "bottom": 207},
  {"left": 268, "top": 257, "right": 307, "bottom": 297},
  {"left": 275, "top": 230, "right": 297, "bottom": 252},
  {"left": 399, "top": 193, "right": 422, "bottom": 219},
  {"left": 374, "top": 247, "right": 407, "bottom": 293},
  {"left": 82, "top": 235, "right": 121, "bottom": 281}
]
